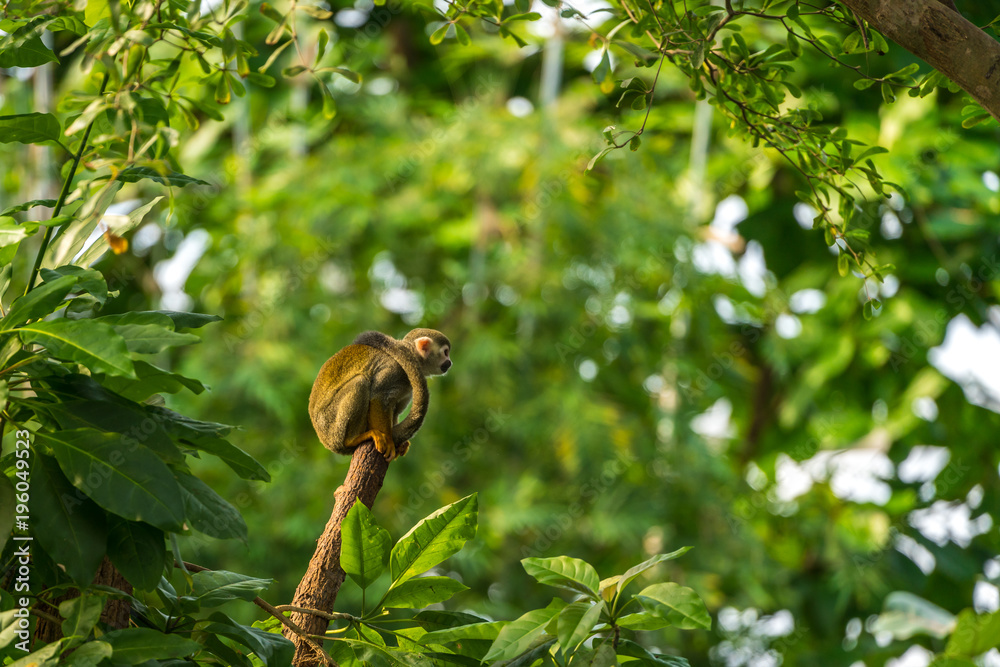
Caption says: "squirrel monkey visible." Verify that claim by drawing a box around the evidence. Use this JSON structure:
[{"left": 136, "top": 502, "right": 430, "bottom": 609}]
[{"left": 309, "top": 329, "right": 452, "bottom": 461}]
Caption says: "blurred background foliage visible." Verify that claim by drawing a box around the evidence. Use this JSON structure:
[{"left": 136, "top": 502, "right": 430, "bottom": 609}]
[{"left": 2, "top": 0, "right": 999, "bottom": 664}]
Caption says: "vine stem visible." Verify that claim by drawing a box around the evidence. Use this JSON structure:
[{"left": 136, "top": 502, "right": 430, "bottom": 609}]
[{"left": 24, "top": 70, "right": 111, "bottom": 296}]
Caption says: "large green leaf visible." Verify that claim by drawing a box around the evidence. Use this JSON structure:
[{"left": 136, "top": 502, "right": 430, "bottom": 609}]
[
  {"left": 945, "top": 609, "right": 1000, "bottom": 657},
  {"left": 61, "top": 640, "right": 112, "bottom": 666},
  {"left": 101, "top": 628, "right": 202, "bottom": 664},
  {"left": 383, "top": 576, "right": 469, "bottom": 609},
  {"left": 422, "top": 621, "right": 505, "bottom": 644},
  {"left": 38, "top": 428, "right": 185, "bottom": 531},
  {"left": 101, "top": 360, "right": 207, "bottom": 401},
  {"left": 0, "top": 216, "right": 33, "bottom": 251},
  {"left": 59, "top": 595, "right": 104, "bottom": 639},
  {"left": 483, "top": 599, "right": 566, "bottom": 662},
  {"left": 327, "top": 639, "right": 436, "bottom": 666},
  {"left": 29, "top": 453, "right": 107, "bottom": 585},
  {"left": 0, "top": 113, "right": 61, "bottom": 144},
  {"left": 341, "top": 499, "right": 391, "bottom": 589},
  {"left": 19, "top": 319, "right": 135, "bottom": 377},
  {"left": 45, "top": 397, "right": 183, "bottom": 464},
  {"left": 616, "top": 547, "right": 691, "bottom": 596},
  {"left": 0, "top": 198, "right": 57, "bottom": 216},
  {"left": 40, "top": 267, "right": 109, "bottom": 305},
  {"left": 157, "top": 310, "right": 224, "bottom": 329},
  {"left": 106, "top": 515, "right": 166, "bottom": 591},
  {"left": 175, "top": 470, "right": 248, "bottom": 541},
  {"left": 115, "top": 167, "right": 210, "bottom": 186},
  {"left": 201, "top": 613, "right": 294, "bottom": 667},
  {"left": 522, "top": 556, "right": 601, "bottom": 598},
  {"left": 636, "top": 582, "right": 711, "bottom": 630},
  {"left": 0, "top": 22, "right": 59, "bottom": 67},
  {"left": 113, "top": 322, "right": 200, "bottom": 354},
  {"left": 616, "top": 639, "right": 690, "bottom": 666},
  {"left": 390, "top": 493, "right": 477, "bottom": 585},
  {"left": 616, "top": 611, "right": 673, "bottom": 631},
  {"left": 187, "top": 570, "right": 273, "bottom": 607},
  {"left": 0, "top": 274, "right": 78, "bottom": 332},
  {"left": 555, "top": 600, "right": 604, "bottom": 654}
]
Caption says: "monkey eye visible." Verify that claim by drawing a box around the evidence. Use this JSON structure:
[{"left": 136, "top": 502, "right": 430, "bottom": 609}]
[{"left": 444, "top": 348, "right": 450, "bottom": 357}]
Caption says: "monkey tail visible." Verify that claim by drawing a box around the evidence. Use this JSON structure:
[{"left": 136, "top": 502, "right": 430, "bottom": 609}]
[{"left": 354, "top": 331, "right": 429, "bottom": 445}]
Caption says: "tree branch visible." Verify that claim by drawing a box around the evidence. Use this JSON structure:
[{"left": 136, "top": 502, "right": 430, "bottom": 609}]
[
  {"left": 284, "top": 441, "right": 389, "bottom": 667},
  {"left": 837, "top": 0, "right": 1000, "bottom": 121}
]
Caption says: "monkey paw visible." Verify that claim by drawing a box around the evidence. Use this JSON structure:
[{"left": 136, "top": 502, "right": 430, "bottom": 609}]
[{"left": 397, "top": 440, "right": 411, "bottom": 457}]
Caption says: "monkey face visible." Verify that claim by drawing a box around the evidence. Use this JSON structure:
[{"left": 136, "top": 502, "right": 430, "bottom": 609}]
[{"left": 413, "top": 333, "right": 451, "bottom": 376}]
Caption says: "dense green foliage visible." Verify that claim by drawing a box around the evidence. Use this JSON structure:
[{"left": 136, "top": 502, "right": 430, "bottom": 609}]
[{"left": 1, "top": 0, "right": 999, "bottom": 665}]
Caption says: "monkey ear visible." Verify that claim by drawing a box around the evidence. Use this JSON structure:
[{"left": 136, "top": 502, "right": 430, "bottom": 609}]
[{"left": 414, "top": 337, "right": 433, "bottom": 357}]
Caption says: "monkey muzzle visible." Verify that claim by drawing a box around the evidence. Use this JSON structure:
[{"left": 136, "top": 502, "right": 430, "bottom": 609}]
[{"left": 441, "top": 360, "right": 452, "bottom": 373}]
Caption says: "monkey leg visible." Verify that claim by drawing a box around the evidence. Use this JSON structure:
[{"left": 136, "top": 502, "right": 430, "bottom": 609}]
[{"left": 345, "top": 400, "right": 399, "bottom": 461}]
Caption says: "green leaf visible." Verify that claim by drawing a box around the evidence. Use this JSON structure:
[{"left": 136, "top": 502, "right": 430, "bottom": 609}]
[
  {"left": 316, "top": 28, "right": 329, "bottom": 64},
  {"left": 838, "top": 252, "right": 850, "bottom": 277},
  {"left": 61, "top": 641, "right": 112, "bottom": 666},
  {"left": 383, "top": 576, "right": 469, "bottom": 608},
  {"left": 188, "top": 570, "right": 273, "bottom": 607},
  {"left": 0, "top": 198, "right": 57, "bottom": 216},
  {"left": 19, "top": 319, "right": 136, "bottom": 378},
  {"left": 555, "top": 600, "right": 604, "bottom": 653},
  {"left": 422, "top": 621, "right": 504, "bottom": 644},
  {"left": 484, "top": 600, "right": 565, "bottom": 662},
  {"left": 112, "top": 322, "right": 200, "bottom": 354},
  {"left": 155, "top": 310, "right": 223, "bottom": 329},
  {"left": 430, "top": 23, "right": 450, "bottom": 45},
  {"left": 329, "top": 67, "right": 361, "bottom": 83},
  {"left": 636, "top": 582, "right": 712, "bottom": 630},
  {"left": 320, "top": 83, "right": 337, "bottom": 119},
  {"left": 853, "top": 78, "right": 877, "bottom": 90},
  {"left": 114, "top": 167, "right": 209, "bottom": 187},
  {"left": 616, "top": 548, "right": 691, "bottom": 596},
  {"left": 101, "top": 628, "right": 202, "bottom": 664},
  {"left": 505, "top": 12, "right": 542, "bottom": 21},
  {"left": 592, "top": 50, "right": 611, "bottom": 84},
  {"left": 201, "top": 614, "right": 294, "bottom": 667},
  {"left": 455, "top": 24, "right": 471, "bottom": 46},
  {"left": 60, "top": 595, "right": 104, "bottom": 639},
  {"left": 176, "top": 470, "right": 248, "bottom": 541},
  {"left": 630, "top": 135, "right": 642, "bottom": 151},
  {"left": 37, "top": 428, "right": 185, "bottom": 531},
  {"left": 587, "top": 147, "right": 614, "bottom": 172},
  {"left": 106, "top": 515, "right": 166, "bottom": 591},
  {"left": 522, "top": 556, "right": 601, "bottom": 598},
  {"left": 390, "top": 493, "right": 478, "bottom": 585},
  {"left": 0, "top": 274, "right": 78, "bottom": 332},
  {"left": 945, "top": 609, "right": 1000, "bottom": 656},
  {"left": 101, "top": 360, "right": 206, "bottom": 401},
  {"left": 881, "top": 83, "right": 896, "bottom": 104},
  {"left": 0, "top": 216, "right": 34, "bottom": 250},
  {"left": 616, "top": 639, "right": 690, "bottom": 666},
  {"left": 342, "top": 499, "right": 392, "bottom": 589},
  {"left": 29, "top": 453, "right": 107, "bottom": 586},
  {"left": 282, "top": 65, "right": 307, "bottom": 77},
  {"left": 0, "top": 24, "right": 59, "bottom": 67},
  {"left": 787, "top": 32, "right": 801, "bottom": 56},
  {"left": 41, "top": 267, "right": 108, "bottom": 304},
  {"left": 0, "top": 113, "right": 62, "bottom": 145},
  {"left": 616, "top": 611, "right": 673, "bottom": 631}
]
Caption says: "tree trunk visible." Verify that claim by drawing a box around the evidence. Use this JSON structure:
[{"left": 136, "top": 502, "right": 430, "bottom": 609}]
[
  {"left": 284, "top": 442, "right": 389, "bottom": 667},
  {"left": 838, "top": 0, "right": 1000, "bottom": 121}
]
